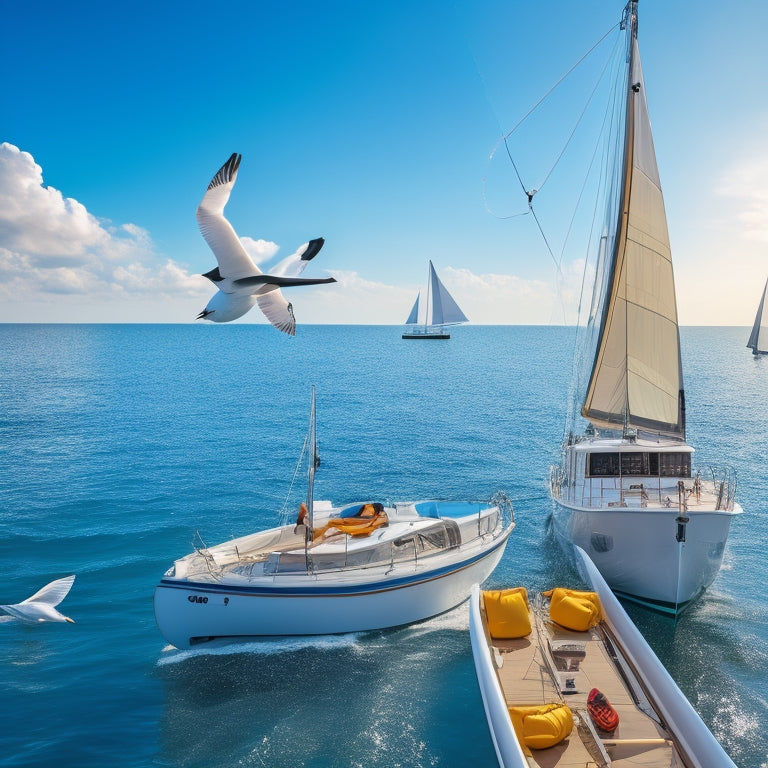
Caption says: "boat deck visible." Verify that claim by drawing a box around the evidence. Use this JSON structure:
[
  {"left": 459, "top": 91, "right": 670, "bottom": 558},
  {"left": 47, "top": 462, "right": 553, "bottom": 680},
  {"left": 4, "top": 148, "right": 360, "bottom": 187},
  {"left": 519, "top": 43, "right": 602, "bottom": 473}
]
[{"left": 488, "top": 602, "right": 688, "bottom": 767}]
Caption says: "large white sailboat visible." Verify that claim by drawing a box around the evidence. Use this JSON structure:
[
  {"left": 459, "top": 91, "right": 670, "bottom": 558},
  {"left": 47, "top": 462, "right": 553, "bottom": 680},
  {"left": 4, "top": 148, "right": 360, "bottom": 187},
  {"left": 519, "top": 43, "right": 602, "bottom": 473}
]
[
  {"left": 154, "top": 388, "right": 514, "bottom": 649},
  {"left": 747, "top": 276, "right": 768, "bottom": 355},
  {"left": 402, "top": 260, "right": 468, "bottom": 339},
  {"left": 549, "top": 1, "right": 742, "bottom": 615}
]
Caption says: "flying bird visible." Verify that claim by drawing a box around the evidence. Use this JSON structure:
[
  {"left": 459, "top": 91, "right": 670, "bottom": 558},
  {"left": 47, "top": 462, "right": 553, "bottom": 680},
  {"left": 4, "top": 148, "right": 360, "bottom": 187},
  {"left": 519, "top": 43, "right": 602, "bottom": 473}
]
[
  {"left": 195, "top": 153, "right": 336, "bottom": 333},
  {"left": 0, "top": 575, "right": 76, "bottom": 624}
]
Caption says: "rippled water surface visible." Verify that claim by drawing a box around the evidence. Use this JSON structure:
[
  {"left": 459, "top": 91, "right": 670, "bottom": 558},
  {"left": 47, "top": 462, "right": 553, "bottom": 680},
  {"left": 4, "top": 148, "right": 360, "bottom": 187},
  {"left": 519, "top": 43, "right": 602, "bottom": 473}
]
[{"left": 0, "top": 324, "right": 765, "bottom": 767}]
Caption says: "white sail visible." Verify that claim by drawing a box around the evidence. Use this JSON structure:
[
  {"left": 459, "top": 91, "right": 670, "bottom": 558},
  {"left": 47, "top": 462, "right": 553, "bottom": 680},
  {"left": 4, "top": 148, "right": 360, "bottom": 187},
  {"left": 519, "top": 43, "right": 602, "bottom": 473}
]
[
  {"left": 428, "top": 261, "right": 468, "bottom": 326},
  {"left": 405, "top": 293, "right": 420, "bottom": 325},
  {"left": 747, "top": 277, "right": 768, "bottom": 354},
  {"left": 582, "top": 34, "right": 684, "bottom": 437}
]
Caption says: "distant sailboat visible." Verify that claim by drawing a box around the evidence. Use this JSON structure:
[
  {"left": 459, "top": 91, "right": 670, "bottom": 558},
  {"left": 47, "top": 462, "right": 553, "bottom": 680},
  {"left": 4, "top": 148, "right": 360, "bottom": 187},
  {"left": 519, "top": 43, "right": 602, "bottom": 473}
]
[
  {"left": 747, "top": 277, "right": 768, "bottom": 355},
  {"left": 402, "top": 261, "right": 468, "bottom": 339}
]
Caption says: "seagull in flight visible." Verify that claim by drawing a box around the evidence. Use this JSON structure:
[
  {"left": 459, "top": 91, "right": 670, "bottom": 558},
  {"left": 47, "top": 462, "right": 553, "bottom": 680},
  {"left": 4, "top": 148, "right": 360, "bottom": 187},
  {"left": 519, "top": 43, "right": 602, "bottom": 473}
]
[
  {"left": 0, "top": 575, "right": 76, "bottom": 624},
  {"left": 196, "top": 153, "right": 336, "bottom": 333}
]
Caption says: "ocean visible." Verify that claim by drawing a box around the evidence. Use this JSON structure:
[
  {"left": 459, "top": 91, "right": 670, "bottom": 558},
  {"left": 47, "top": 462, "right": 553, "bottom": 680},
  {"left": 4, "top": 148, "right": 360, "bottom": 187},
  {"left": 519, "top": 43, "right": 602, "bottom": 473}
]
[{"left": 0, "top": 324, "right": 765, "bottom": 768}]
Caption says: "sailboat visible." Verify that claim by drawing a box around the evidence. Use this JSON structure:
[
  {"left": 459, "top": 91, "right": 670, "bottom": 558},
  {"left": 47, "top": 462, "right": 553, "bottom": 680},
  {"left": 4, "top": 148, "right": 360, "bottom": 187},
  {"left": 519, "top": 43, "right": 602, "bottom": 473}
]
[
  {"left": 549, "top": 1, "right": 742, "bottom": 615},
  {"left": 402, "top": 260, "right": 468, "bottom": 339},
  {"left": 154, "top": 387, "right": 514, "bottom": 649},
  {"left": 747, "top": 276, "right": 768, "bottom": 354}
]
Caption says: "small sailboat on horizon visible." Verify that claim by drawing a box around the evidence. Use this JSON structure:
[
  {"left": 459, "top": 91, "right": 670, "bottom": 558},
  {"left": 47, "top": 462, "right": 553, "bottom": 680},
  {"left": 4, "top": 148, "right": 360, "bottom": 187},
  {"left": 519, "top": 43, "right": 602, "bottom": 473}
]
[
  {"left": 402, "top": 260, "right": 468, "bottom": 339},
  {"left": 747, "top": 276, "right": 768, "bottom": 355}
]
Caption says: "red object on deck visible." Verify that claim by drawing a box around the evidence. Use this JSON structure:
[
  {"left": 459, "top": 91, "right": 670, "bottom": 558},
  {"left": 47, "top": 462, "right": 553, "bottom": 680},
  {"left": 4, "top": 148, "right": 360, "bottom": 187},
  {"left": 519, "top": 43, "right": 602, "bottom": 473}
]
[{"left": 587, "top": 688, "right": 619, "bottom": 732}]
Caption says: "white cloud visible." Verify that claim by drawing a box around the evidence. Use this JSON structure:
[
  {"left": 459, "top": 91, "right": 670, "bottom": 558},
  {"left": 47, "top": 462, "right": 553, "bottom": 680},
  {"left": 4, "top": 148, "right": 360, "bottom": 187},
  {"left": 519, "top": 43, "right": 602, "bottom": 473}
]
[
  {"left": 0, "top": 142, "right": 207, "bottom": 316},
  {"left": 241, "top": 236, "right": 280, "bottom": 265},
  {"left": 673, "top": 136, "right": 768, "bottom": 325},
  {"left": 288, "top": 265, "right": 571, "bottom": 326},
  {"left": 0, "top": 142, "right": 582, "bottom": 325},
  {"left": 0, "top": 145, "right": 110, "bottom": 263},
  {"left": 715, "top": 150, "right": 768, "bottom": 245},
  {"left": 441, "top": 264, "right": 579, "bottom": 325}
]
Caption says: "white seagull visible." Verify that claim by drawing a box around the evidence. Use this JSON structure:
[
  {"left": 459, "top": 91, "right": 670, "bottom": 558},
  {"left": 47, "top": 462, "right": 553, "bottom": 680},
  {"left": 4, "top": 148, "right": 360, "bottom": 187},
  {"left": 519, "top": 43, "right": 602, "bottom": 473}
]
[
  {"left": 0, "top": 575, "right": 76, "bottom": 624},
  {"left": 195, "top": 153, "right": 336, "bottom": 334}
]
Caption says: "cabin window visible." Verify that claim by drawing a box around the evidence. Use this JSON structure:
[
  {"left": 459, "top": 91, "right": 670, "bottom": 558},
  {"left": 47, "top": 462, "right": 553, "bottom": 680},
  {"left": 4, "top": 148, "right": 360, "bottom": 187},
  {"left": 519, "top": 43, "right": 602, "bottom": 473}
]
[
  {"left": 587, "top": 453, "right": 620, "bottom": 477},
  {"left": 660, "top": 452, "right": 691, "bottom": 477},
  {"left": 586, "top": 451, "right": 689, "bottom": 478}
]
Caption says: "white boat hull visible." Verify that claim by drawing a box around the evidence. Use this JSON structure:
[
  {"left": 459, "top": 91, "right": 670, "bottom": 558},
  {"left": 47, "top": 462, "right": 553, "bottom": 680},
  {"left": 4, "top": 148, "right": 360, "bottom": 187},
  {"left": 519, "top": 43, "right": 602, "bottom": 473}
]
[
  {"left": 551, "top": 500, "right": 739, "bottom": 613},
  {"left": 574, "top": 548, "right": 737, "bottom": 768},
  {"left": 155, "top": 522, "right": 511, "bottom": 649},
  {"left": 468, "top": 591, "right": 529, "bottom": 768}
]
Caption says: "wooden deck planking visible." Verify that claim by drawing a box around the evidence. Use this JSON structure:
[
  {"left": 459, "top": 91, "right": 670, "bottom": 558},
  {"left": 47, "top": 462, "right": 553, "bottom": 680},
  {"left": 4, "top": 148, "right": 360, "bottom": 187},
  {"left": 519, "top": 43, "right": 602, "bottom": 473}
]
[{"left": 488, "top": 606, "right": 683, "bottom": 768}]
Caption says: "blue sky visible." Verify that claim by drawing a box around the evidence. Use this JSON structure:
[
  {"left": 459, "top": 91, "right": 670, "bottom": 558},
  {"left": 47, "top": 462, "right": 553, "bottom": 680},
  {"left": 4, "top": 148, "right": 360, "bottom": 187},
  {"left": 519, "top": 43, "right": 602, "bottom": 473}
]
[{"left": 1, "top": 0, "right": 766, "bottom": 325}]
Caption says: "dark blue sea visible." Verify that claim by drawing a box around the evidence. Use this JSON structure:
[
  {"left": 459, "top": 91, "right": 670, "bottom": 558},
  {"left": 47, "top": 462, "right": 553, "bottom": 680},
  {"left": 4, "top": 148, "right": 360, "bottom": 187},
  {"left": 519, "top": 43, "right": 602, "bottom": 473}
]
[{"left": 0, "top": 325, "right": 765, "bottom": 767}]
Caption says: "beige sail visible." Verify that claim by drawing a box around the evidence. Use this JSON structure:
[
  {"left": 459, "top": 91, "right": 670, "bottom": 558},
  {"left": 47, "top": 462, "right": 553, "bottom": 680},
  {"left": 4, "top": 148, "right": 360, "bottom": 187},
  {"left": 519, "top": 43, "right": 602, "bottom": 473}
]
[{"left": 582, "top": 36, "right": 684, "bottom": 437}]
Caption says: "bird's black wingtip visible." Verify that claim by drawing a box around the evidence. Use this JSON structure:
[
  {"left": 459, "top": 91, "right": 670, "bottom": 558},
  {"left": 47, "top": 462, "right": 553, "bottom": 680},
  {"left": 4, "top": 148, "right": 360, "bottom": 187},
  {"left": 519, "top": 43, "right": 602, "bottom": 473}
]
[
  {"left": 202, "top": 267, "right": 223, "bottom": 283},
  {"left": 301, "top": 237, "right": 325, "bottom": 262},
  {"left": 207, "top": 153, "right": 242, "bottom": 190}
]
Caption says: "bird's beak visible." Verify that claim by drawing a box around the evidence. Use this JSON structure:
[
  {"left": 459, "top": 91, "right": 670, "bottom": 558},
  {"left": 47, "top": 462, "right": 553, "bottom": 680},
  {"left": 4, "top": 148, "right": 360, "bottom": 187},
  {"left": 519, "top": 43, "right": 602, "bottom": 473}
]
[{"left": 65, "top": 617, "right": 75, "bottom": 623}]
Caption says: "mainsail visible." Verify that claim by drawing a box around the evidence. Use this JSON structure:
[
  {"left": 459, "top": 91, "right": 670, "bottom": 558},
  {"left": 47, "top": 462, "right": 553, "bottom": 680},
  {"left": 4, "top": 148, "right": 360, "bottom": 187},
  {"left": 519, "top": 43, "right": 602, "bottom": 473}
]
[
  {"left": 428, "top": 261, "right": 468, "bottom": 326},
  {"left": 747, "top": 277, "right": 768, "bottom": 354},
  {"left": 582, "top": 3, "right": 684, "bottom": 438}
]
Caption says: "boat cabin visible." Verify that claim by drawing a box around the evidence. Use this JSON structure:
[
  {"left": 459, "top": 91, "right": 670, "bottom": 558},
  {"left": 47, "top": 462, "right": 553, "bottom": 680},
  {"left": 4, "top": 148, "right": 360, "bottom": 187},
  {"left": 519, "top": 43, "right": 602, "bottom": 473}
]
[{"left": 561, "top": 438, "right": 699, "bottom": 510}]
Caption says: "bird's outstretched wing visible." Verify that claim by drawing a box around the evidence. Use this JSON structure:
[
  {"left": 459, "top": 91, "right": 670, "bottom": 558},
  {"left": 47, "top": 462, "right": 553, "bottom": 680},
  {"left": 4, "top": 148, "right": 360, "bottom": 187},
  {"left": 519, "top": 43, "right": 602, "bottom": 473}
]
[
  {"left": 257, "top": 292, "right": 296, "bottom": 336},
  {"left": 270, "top": 238, "right": 325, "bottom": 277},
  {"left": 21, "top": 575, "right": 75, "bottom": 607},
  {"left": 233, "top": 275, "right": 336, "bottom": 288},
  {"left": 196, "top": 153, "right": 260, "bottom": 281}
]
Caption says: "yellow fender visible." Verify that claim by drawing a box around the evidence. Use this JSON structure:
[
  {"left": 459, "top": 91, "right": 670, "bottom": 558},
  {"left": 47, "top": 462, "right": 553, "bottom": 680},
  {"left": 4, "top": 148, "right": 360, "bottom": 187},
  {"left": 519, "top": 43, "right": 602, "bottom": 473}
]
[
  {"left": 508, "top": 703, "right": 573, "bottom": 751},
  {"left": 483, "top": 587, "right": 531, "bottom": 639}
]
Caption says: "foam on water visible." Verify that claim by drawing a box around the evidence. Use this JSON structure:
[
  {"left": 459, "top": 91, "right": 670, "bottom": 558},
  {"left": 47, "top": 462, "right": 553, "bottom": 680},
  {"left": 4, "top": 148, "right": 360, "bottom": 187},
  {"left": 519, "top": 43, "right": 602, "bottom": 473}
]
[{"left": 157, "top": 632, "right": 365, "bottom": 665}]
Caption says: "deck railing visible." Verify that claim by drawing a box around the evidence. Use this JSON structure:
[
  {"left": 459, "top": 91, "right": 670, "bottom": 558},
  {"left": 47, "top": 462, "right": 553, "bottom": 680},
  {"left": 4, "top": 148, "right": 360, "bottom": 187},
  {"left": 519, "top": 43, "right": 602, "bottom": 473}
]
[{"left": 550, "top": 465, "right": 739, "bottom": 512}]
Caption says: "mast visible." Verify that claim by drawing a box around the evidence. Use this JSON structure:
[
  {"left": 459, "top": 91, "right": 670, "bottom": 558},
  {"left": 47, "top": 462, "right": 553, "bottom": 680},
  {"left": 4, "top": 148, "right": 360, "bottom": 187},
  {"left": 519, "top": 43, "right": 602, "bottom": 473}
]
[
  {"left": 429, "top": 260, "right": 442, "bottom": 327},
  {"left": 581, "top": 0, "right": 685, "bottom": 438},
  {"left": 306, "top": 386, "right": 317, "bottom": 542},
  {"left": 425, "top": 261, "right": 433, "bottom": 332}
]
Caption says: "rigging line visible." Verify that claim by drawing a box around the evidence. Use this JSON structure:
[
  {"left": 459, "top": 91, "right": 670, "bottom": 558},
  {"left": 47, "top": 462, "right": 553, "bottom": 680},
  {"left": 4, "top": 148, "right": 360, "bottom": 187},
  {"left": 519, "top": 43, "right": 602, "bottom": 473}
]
[
  {"left": 503, "top": 138, "right": 529, "bottom": 198},
  {"left": 482, "top": 19, "right": 620, "bottom": 221},
  {"left": 481, "top": 134, "right": 532, "bottom": 219},
  {"left": 278, "top": 431, "right": 310, "bottom": 523},
  {"left": 528, "top": 204, "right": 560, "bottom": 272},
  {"left": 559, "top": 41, "right": 624, "bottom": 274},
  {"left": 488, "top": 18, "right": 622, "bottom": 164},
  {"left": 536, "top": 30, "right": 624, "bottom": 197}
]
